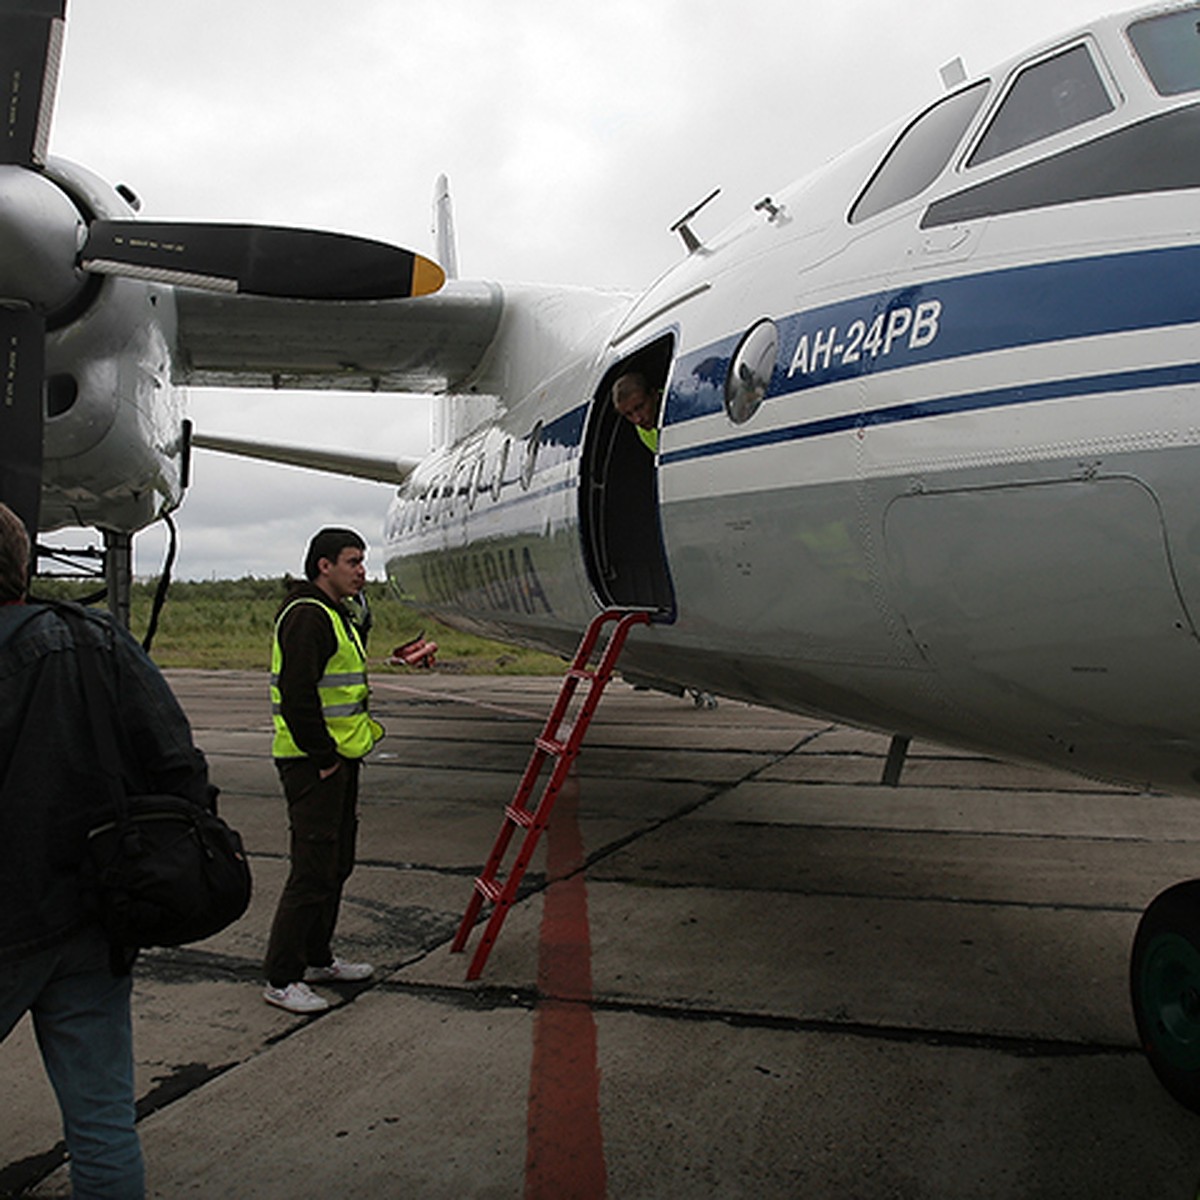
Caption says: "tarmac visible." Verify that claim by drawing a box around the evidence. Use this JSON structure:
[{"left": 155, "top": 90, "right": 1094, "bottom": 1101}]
[{"left": 3, "top": 668, "right": 1200, "bottom": 1198}]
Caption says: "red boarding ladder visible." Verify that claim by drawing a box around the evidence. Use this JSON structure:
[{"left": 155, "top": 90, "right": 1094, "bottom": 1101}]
[{"left": 451, "top": 607, "right": 653, "bottom": 980}]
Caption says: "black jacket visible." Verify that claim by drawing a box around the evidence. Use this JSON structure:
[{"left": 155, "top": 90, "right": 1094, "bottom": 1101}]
[{"left": 0, "top": 601, "right": 211, "bottom": 965}]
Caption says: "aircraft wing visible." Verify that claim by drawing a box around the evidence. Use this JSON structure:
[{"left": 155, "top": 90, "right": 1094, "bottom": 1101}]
[
  {"left": 174, "top": 279, "right": 503, "bottom": 392},
  {"left": 190, "top": 432, "right": 418, "bottom": 485}
]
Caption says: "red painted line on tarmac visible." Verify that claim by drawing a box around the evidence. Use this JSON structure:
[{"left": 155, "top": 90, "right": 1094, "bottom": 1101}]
[{"left": 525, "top": 774, "right": 607, "bottom": 1200}]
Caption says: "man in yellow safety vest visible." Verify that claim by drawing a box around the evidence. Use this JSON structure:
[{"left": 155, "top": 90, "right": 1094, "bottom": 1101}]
[{"left": 263, "top": 528, "right": 384, "bottom": 1014}]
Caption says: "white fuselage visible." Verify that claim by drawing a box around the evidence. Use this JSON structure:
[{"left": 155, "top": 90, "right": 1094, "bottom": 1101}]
[{"left": 385, "top": 4, "right": 1200, "bottom": 796}]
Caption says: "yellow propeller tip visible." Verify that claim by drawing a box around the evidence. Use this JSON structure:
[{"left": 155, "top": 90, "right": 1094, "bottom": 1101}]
[{"left": 412, "top": 256, "right": 446, "bottom": 297}]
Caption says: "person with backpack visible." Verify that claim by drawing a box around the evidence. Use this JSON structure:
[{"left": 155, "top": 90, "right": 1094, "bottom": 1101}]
[{"left": 0, "top": 502, "right": 212, "bottom": 1200}]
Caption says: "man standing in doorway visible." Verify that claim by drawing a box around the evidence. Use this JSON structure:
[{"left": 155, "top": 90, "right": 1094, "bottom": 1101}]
[
  {"left": 611, "top": 372, "right": 662, "bottom": 453},
  {"left": 264, "top": 528, "right": 384, "bottom": 1014}
]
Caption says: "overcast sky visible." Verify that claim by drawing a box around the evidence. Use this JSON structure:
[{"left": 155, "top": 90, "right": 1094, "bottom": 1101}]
[{"left": 44, "top": 0, "right": 1109, "bottom": 580}]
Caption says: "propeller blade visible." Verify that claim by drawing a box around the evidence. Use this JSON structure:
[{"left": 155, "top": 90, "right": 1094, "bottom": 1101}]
[
  {"left": 0, "top": 0, "right": 66, "bottom": 167},
  {"left": 80, "top": 221, "right": 446, "bottom": 301},
  {"left": 0, "top": 306, "right": 45, "bottom": 541}
]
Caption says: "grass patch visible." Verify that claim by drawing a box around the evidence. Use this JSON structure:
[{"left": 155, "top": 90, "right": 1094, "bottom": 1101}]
[{"left": 29, "top": 576, "right": 566, "bottom": 675}]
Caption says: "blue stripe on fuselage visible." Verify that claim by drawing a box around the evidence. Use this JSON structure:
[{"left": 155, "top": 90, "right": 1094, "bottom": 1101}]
[
  {"left": 662, "top": 242, "right": 1200, "bottom": 450},
  {"left": 542, "top": 404, "right": 587, "bottom": 449},
  {"left": 661, "top": 360, "right": 1200, "bottom": 465}
]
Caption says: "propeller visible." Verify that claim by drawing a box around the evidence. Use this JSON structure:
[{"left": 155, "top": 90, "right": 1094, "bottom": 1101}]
[
  {"left": 0, "top": 0, "right": 64, "bottom": 543},
  {"left": 0, "top": 0, "right": 445, "bottom": 543},
  {"left": 80, "top": 221, "right": 445, "bottom": 301},
  {"left": 0, "top": 0, "right": 64, "bottom": 169},
  {"left": 0, "top": 306, "right": 45, "bottom": 545}
]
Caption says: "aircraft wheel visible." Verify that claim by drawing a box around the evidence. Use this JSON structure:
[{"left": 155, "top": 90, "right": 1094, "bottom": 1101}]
[{"left": 1131, "top": 880, "right": 1200, "bottom": 1112}]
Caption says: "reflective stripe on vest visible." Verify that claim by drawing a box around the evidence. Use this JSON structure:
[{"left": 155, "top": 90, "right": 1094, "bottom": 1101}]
[{"left": 270, "top": 596, "right": 383, "bottom": 759}]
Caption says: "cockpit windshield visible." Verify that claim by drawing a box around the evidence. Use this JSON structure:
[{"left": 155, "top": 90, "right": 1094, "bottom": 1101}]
[
  {"left": 1129, "top": 6, "right": 1200, "bottom": 96},
  {"left": 968, "top": 44, "right": 1113, "bottom": 167}
]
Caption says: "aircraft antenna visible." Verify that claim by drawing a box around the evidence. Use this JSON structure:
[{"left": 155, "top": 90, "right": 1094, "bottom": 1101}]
[
  {"left": 433, "top": 173, "right": 459, "bottom": 280},
  {"left": 754, "top": 196, "right": 789, "bottom": 225},
  {"left": 940, "top": 57, "right": 967, "bottom": 90},
  {"left": 670, "top": 187, "right": 720, "bottom": 254}
]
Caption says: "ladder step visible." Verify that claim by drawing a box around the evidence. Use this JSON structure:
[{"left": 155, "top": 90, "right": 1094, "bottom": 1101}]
[
  {"left": 474, "top": 877, "right": 505, "bottom": 904},
  {"left": 505, "top": 804, "right": 535, "bottom": 829},
  {"left": 453, "top": 607, "right": 653, "bottom": 979}
]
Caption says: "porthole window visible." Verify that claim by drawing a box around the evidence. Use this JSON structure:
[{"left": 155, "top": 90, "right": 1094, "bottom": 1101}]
[
  {"left": 521, "top": 421, "right": 543, "bottom": 490},
  {"left": 724, "top": 319, "right": 778, "bottom": 424},
  {"left": 491, "top": 439, "right": 510, "bottom": 502},
  {"left": 454, "top": 458, "right": 473, "bottom": 515},
  {"left": 467, "top": 453, "right": 485, "bottom": 509}
]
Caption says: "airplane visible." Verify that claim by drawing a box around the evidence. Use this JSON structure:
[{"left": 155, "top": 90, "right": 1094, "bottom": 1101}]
[
  {"left": 6, "top": 0, "right": 1200, "bottom": 1113},
  {"left": 0, "top": 0, "right": 445, "bottom": 616}
]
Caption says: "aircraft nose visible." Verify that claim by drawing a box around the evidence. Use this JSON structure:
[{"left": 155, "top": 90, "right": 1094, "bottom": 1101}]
[{"left": 0, "top": 165, "right": 87, "bottom": 315}]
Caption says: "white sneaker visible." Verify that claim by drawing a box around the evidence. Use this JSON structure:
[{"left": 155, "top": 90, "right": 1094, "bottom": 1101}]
[
  {"left": 303, "top": 957, "right": 374, "bottom": 983},
  {"left": 264, "top": 981, "right": 330, "bottom": 1014}
]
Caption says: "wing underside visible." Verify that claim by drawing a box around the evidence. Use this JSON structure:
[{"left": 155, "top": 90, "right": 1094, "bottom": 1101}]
[{"left": 174, "top": 279, "right": 504, "bottom": 393}]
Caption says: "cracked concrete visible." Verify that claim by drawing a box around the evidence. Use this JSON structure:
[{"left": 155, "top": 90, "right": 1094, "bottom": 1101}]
[{"left": 3, "top": 671, "right": 1199, "bottom": 1198}]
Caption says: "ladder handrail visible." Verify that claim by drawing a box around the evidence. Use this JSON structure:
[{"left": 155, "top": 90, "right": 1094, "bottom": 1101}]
[{"left": 450, "top": 607, "right": 652, "bottom": 980}]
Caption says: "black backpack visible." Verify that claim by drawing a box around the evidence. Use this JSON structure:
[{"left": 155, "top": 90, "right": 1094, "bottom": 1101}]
[{"left": 60, "top": 604, "right": 252, "bottom": 970}]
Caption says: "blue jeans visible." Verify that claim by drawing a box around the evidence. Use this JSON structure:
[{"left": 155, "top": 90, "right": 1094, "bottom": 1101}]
[{"left": 0, "top": 926, "right": 144, "bottom": 1200}]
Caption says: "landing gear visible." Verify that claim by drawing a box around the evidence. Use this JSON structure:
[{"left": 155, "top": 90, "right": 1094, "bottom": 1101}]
[
  {"left": 33, "top": 513, "right": 175, "bottom": 649},
  {"left": 1130, "top": 880, "right": 1200, "bottom": 1112},
  {"left": 103, "top": 528, "right": 133, "bottom": 630}
]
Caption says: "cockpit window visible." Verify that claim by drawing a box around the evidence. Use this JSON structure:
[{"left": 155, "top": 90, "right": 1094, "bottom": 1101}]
[
  {"left": 1129, "top": 7, "right": 1200, "bottom": 96},
  {"left": 850, "top": 82, "right": 988, "bottom": 224},
  {"left": 968, "top": 44, "right": 1113, "bottom": 167}
]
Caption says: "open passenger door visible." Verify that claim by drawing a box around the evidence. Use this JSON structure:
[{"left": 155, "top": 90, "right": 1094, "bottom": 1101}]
[{"left": 579, "top": 335, "right": 675, "bottom": 615}]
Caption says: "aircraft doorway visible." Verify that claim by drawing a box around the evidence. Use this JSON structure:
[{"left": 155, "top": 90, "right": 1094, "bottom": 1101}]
[{"left": 579, "top": 337, "right": 676, "bottom": 616}]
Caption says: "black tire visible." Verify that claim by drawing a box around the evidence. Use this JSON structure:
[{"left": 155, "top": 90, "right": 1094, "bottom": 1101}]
[{"left": 1130, "top": 879, "right": 1200, "bottom": 1113}]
